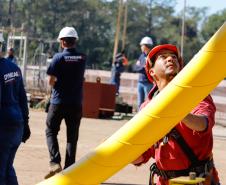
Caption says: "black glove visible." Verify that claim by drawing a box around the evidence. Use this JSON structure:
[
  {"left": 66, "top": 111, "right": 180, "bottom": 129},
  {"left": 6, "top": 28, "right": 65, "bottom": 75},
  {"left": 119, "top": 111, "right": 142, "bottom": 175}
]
[
  {"left": 22, "top": 122, "right": 31, "bottom": 143},
  {"left": 45, "top": 99, "right": 50, "bottom": 113}
]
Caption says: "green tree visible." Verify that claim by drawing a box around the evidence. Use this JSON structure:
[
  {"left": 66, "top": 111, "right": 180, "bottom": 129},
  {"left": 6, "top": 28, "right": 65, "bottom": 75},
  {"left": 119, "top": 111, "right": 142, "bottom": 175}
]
[
  {"left": 0, "top": 0, "right": 224, "bottom": 69},
  {"left": 200, "top": 9, "right": 226, "bottom": 43},
  {"left": 182, "top": 7, "right": 207, "bottom": 63}
]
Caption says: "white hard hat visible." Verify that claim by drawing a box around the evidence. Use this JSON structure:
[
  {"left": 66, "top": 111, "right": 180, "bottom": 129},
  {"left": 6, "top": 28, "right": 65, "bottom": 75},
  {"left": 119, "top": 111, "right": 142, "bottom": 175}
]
[
  {"left": 0, "top": 33, "right": 4, "bottom": 43},
  {"left": 140, "top": 36, "right": 153, "bottom": 46},
  {"left": 57, "top": 27, "right": 79, "bottom": 41}
]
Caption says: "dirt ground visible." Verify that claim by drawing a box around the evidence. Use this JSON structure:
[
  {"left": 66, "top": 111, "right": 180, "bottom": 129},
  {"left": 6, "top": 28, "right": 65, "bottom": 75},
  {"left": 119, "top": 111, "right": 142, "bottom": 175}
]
[{"left": 15, "top": 110, "right": 226, "bottom": 185}]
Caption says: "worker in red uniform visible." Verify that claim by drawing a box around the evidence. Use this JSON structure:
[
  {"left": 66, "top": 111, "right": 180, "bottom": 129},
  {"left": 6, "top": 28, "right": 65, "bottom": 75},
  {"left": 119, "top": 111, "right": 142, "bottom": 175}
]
[{"left": 132, "top": 44, "right": 220, "bottom": 185}]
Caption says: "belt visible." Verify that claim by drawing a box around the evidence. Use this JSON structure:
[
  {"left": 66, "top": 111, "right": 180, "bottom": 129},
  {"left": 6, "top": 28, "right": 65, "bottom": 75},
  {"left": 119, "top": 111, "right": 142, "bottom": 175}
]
[{"left": 150, "top": 158, "right": 214, "bottom": 180}]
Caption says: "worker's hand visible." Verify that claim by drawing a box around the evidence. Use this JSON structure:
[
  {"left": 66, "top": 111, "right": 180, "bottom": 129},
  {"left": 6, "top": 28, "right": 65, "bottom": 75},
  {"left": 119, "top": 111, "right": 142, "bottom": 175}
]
[
  {"left": 48, "top": 75, "right": 57, "bottom": 87},
  {"left": 22, "top": 121, "right": 31, "bottom": 143},
  {"left": 136, "top": 60, "right": 141, "bottom": 65},
  {"left": 45, "top": 100, "right": 50, "bottom": 113},
  {"left": 132, "top": 155, "right": 144, "bottom": 166}
]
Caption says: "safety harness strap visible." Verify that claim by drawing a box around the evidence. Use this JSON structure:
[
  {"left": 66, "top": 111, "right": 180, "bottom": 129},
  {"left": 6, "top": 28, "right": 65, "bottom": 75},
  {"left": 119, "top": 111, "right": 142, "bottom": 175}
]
[
  {"left": 170, "top": 128, "right": 199, "bottom": 165},
  {"left": 149, "top": 129, "right": 213, "bottom": 184}
]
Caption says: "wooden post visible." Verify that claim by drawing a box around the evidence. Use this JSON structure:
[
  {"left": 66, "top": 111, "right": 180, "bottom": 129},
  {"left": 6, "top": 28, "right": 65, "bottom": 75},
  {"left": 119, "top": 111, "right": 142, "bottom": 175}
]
[
  {"left": 122, "top": 0, "right": 128, "bottom": 50},
  {"left": 112, "top": 0, "right": 123, "bottom": 64}
]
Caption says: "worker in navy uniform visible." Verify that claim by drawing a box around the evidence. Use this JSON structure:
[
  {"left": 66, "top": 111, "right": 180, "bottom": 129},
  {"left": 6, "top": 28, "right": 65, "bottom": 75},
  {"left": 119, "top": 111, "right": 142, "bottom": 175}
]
[
  {"left": 0, "top": 33, "right": 30, "bottom": 185},
  {"left": 110, "top": 50, "right": 128, "bottom": 95},
  {"left": 6, "top": 47, "right": 17, "bottom": 65},
  {"left": 44, "top": 27, "right": 86, "bottom": 179},
  {"left": 134, "top": 36, "right": 154, "bottom": 110}
]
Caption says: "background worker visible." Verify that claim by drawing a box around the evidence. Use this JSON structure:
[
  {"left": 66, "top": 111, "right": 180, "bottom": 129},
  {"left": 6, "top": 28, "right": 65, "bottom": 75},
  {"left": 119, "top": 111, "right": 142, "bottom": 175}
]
[
  {"left": 110, "top": 50, "right": 128, "bottom": 95},
  {"left": 0, "top": 33, "right": 30, "bottom": 185},
  {"left": 6, "top": 47, "right": 17, "bottom": 65},
  {"left": 133, "top": 44, "right": 220, "bottom": 185},
  {"left": 44, "top": 27, "right": 86, "bottom": 179},
  {"left": 133, "top": 36, "right": 154, "bottom": 109}
]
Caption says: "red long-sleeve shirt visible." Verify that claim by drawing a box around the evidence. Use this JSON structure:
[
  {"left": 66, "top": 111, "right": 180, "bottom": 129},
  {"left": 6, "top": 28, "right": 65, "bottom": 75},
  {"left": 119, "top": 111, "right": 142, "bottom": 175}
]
[{"left": 139, "top": 86, "right": 219, "bottom": 184}]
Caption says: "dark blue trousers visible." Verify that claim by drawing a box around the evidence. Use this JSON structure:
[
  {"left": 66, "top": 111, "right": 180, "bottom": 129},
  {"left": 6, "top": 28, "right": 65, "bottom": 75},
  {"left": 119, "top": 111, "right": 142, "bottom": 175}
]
[
  {"left": 0, "top": 126, "right": 23, "bottom": 185},
  {"left": 45, "top": 104, "right": 82, "bottom": 169},
  {"left": 110, "top": 70, "right": 121, "bottom": 94},
  {"left": 137, "top": 81, "right": 153, "bottom": 109}
]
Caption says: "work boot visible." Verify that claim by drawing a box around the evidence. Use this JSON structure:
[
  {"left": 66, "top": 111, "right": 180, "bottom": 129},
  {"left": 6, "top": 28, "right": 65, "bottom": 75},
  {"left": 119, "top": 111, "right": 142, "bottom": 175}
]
[{"left": 44, "top": 163, "right": 62, "bottom": 179}]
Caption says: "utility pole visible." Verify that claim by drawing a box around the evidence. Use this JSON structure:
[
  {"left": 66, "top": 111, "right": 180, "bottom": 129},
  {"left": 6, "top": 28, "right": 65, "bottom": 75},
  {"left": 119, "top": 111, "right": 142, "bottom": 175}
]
[
  {"left": 8, "top": 0, "right": 14, "bottom": 27},
  {"left": 112, "top": 0, "right": 123, "bottom": 64},
  {"left": 148, "top": 0, "right": 153, "bottom": 35},
  {"left": 180, "top": 0, "right": 186, "bottom": 57},
  {"left": 122, "top": 0, "right": 128, "bottom": 51}
]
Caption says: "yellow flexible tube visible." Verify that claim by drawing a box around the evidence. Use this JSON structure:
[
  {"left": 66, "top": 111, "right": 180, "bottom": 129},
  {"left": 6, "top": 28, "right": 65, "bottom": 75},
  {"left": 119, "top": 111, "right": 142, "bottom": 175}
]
[{"left": 37, "top": 22, "right": 226, "bottom": 185}]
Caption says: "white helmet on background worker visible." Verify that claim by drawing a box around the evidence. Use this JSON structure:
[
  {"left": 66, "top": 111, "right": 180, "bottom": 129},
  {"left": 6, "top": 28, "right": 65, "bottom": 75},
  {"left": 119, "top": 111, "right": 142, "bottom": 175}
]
[
  {"left": 57, "top": 27, "right": 79, "bottom": 41},
  {"left": 140, "top": 36, "right": 153, "bottom": 46}
]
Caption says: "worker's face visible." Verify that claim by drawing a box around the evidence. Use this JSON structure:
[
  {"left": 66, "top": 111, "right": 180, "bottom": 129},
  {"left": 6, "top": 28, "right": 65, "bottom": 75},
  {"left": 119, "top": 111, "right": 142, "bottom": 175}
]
[
  {"left": 140, "top": 45, "right": 150, "bottom": 54},
  {"left": 140, "top": 45, "right": 145, "bottom": 53},
  {"left": 149, "top": 49, "right": 180, "bottom": 82},
  {"left": 8, "top": 50, "right": 13, "bottom": 56}
]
